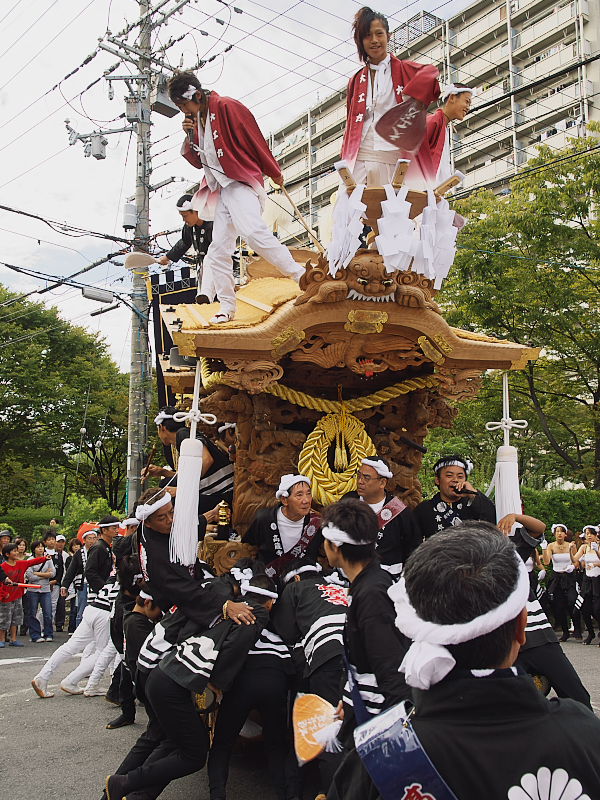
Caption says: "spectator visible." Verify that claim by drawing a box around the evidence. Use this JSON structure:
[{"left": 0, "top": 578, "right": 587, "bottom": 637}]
[
  {"left": 54, "top": 534, "right": 69, "bottom": 632},
  {"left": 0, "top": 530, "right": 13, "bottom": 564},
  {"left": 0, "top": 543, "right": 48, "bottom": 647},
  {"left": 42, "top": 529, "right": 63, "bottom": 626},
  {"left": 14, "top": 538, "right": 28, "bottom": 558},
  {"left": 25, "top": 540, "right": 56, "bottom": 643}
]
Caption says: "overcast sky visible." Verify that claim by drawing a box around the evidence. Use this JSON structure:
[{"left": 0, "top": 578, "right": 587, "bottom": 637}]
[{"left": 0, "top": 0, "right": 470, "bottom": 370}]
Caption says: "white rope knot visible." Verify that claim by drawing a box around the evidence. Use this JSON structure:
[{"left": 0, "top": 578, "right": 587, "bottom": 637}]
[
  {"left": 173, "top": 410, "right": 217, "bottom": 426},
  {"left": 485, "top": 417, "right": 528, "bottom": 433}
]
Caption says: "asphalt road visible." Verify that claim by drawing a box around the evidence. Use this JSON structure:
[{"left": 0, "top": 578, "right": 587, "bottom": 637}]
[{"left": 0, "top": 634, "right": 598, "bottom": 799}]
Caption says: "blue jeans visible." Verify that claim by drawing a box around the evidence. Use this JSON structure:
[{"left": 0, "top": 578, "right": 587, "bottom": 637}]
[
  {"left": 27, "top": 592, "right": 53, "bottom": 640},
  {"left": 76, "top": 585, "right": 88, "bottom": 628}
]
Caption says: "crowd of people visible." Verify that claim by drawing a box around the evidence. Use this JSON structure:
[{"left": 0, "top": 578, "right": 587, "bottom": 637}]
[
  {"left": 2, "top": 428, "right": 599, "bottom": 798},
  {"left": 3, "top": 4, "right": 600, "bottom": 797}
]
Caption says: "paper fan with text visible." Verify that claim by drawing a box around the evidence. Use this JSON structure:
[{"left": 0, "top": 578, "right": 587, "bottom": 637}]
[{"left": 293, "top": 693, "right": 339, "bottom": 764}]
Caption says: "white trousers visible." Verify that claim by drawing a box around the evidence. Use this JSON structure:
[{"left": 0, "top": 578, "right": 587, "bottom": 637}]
[
  {"left": 353, "top": 159, "right": 396, "bottom": 186},
  {"left": 84, "top": 640, "right": 120, "bottom": 689},
  {"left": 202, "top": 182, "right": 303, "bottom": 315},
  {"left": 36, "top": 605, "right": 110, "bottom": 683}
]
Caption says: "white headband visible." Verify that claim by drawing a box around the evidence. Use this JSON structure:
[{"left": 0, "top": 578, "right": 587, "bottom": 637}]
[
  {"left": 82, "top": 530, "right": 98, "bottom": 539},
  {"left": 240, "top": 579, "right": 278, "bottom": 600},
  {"left": 276, "top": 474, "right": 310, "bottom": 500},
  {"left": 135, "top": 492, "right": 172, "bottom": 522},
  {"left": 283, "top": 563, "right": 323, "bottom": 583},
  {"left": 218, "top": 422, "right": 236, "bottom": 434},
  {"left": 441, "top": 84, "right": 474, "bottom": 102},
  {"left": 98, "top": 521, "right": 119, "bottom": 528},
  {"left": 361, "top": 458, "right": 393, "bottom": 479},
  {"left": 181, "top": 84, "right": 198, "bottom": 100},
  {"left": 389, "top": 556, "right": 529, "bottom": 690},
  {"left": 230, "top": 567, "right": 253, "bottom": 583},
  {"left": 325, "top": 570, "right": 347, "bottom": 586},
  {"left": 178, "top": 199, "right": 194, "bottom": 211},
  {"left": 551, "top": 523, "right": 568, "bottom": 534},
  {"left": 322, "top": 523, "right": 372, "bottom": 547},
  {"left": 154, "top": 411, "right": 175, "bottom": 425},
  {"left": 583, "top": 525, "right": 599, "bottom": 535},
  {"left": 139, "top": 589, "right": 153, "bottom": 601},
  {"left": 120, "top": 518, "right": 139, "bottom": 529},
  {"left": 435, "top": 458, "right": 473, "bottom": 475}
]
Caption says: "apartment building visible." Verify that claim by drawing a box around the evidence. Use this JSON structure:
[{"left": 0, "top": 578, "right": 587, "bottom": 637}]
[{"left": 266, "top": 0, "right": 598, "bottom": 248}]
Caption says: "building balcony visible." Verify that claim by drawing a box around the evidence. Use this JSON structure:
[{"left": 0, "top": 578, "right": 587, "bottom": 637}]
[
  {"left": 455, "top": 117, "right": 514, "bottom": 160},
  {"left": 516, "top": 81, "right": 589, "bottom": 129},
  {"left": 284, "top": 156, "right": 309, "bottom": 183},
  {"left": 311, "top": 138, "right": 341, "bottom": 169},
  {"left": 513, "top": 2, "right": 584, "bottom": 56},
  {"left": 454, "top": 6, "right": 507, "bottom": 49},
  {"left": 313, "top": 104, "right": 346, "bottom": 140},
  {"left": 454, "top": 40, "right": 511, "bottom": 83},
  {"left": 525, "top": 122, "right": 583, "bottom": 156},
  {"left": 518, "top": 41, "right": 583, "bottom": 85},
  {"left": 463, "top": 157, "right": 516, "bottom": 189}
]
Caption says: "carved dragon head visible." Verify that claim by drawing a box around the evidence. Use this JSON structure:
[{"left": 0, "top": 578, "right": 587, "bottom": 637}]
[{"left": 345, "top": 251, "right": 395, "bottom": 303}]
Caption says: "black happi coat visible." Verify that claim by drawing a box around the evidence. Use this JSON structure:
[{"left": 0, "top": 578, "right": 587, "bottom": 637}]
[
  {"left": 165, "top": 221, "right": 213, "bottom": 264},
  {"left": 159, "top": 600, "right": 270, "bottom": 693},
  {"left": 341, "top": 561, "right": 411, "bottom": 734},
  {"left": 410, "top": 668, "right": 600, "bottom": 800},
  {"left": 414, "top": 490, "right": 496, "bottom": 539},
  {"left": 273, "top": 575, "right": 348, "bottom": 676},
  {"left": 140, "top": 524, "right": 227, "bottom": 629},
  {"left": 243, "top": 505, "right": 322, "bottom": 571},
  {"left": 342, "top": 491, "right": 422, "bottom": 572},
  {"left": 168, "top": 428, "right": 234, "bottom": 514},
  {"left": 84, "top": 538, "right": 114, "bottom": 595}
]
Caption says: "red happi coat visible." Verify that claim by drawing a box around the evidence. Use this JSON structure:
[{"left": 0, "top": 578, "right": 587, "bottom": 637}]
[
  {"left": 181, "top": 91, "right": 281, "bottom": 219},
  {"left": 421, "top": 107, "right": 449, "bottom": 182},
  {"left": 340, "top": 55, "right": 440, "bottom": 176}
]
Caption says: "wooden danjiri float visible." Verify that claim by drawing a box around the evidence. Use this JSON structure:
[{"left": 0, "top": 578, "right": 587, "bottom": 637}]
[{"left": 153, "top": 163, "right": 539, "bottom": 561}]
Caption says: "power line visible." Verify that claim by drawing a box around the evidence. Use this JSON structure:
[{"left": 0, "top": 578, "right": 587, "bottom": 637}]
[
  {"left": 0, "top": 0, "right": 61, "bottom": 62},
  {"left": 0, "top": 0, "right": 96, "bottom": 93}
]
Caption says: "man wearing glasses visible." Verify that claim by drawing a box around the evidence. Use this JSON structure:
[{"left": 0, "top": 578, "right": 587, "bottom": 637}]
[{"left": 341, "top": 456, "right": 422, "bottom": 576}]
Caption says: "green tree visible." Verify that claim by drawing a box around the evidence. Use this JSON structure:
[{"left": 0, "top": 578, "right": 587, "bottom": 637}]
[
  {"left": 0, "top": 285, "right": 129, "bottom": 511},
  {"left": 440, "top": 134, "right": 600, "bottom": 488}
]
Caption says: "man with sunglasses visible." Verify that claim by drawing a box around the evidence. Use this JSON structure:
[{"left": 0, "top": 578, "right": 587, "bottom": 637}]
[{"left": 341, "top": 456, "right": 422, "bottom": 576}]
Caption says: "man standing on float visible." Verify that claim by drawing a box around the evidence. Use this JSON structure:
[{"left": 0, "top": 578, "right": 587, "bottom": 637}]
[
  {"left": 341, "top": 6, "right": 440, "bottom": 186},
  {"left": 168, "top": 72, "right": 304, "bottom": 324}
]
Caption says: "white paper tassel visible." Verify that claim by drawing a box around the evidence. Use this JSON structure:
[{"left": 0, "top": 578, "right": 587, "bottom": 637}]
[
  {"left": 169, "top": 436, "right": 205, "bottom": 566},
  {"left": 487, "top": 445, "right": 522, "bottom": 533},
  {"left": 169, "top": 361, "right": 216, "bottom": 566},
  {"left": 313, "top": 718, "right": 343, "bottom": 753},
  {"left": 485, "top": 373, "right": 529, "bottom": 535}
]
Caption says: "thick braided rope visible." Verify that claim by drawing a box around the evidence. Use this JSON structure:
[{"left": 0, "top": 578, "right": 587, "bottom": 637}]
[
  {"left": 298, "top": 413, "right": 376, "bottom": 505},
  {"left": 200, "top": 358, "right": 439, "bottom": 412}
]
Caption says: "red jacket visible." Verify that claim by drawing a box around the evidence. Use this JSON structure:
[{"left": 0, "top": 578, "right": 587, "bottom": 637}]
[
  {"left": 341, "top": 55, "right": 440, "bottom": 170},
  {"left": 181, "top": 91, "right": 281, "bottom": 219},
  {"left": 0, "top": 556, "right": 47, "bottom": 601}
]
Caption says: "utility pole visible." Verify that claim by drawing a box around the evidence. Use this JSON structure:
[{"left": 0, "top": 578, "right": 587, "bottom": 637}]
[
  {"left": 126, "top": 0, "right": 153, "bottom": 510},
  {"left": 67, "top": 0, "right": 202, "bottom": 511}
]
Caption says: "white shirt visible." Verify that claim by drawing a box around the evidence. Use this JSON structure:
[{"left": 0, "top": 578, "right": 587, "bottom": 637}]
[
  {"left": 195, "top": 111, "right": 234, "bottom": 192},
  {"left": 276, "top": 508, "right": 305, "bottom": 553},
  {"left": 360, "top": 55, "right": 399, "bottom": 153},
  {"left": 364, "top": 497, "right": 386, "bottom": 515}
]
